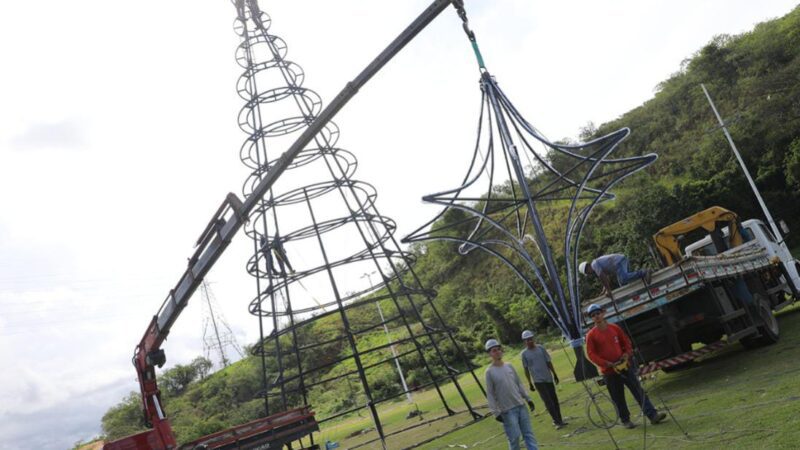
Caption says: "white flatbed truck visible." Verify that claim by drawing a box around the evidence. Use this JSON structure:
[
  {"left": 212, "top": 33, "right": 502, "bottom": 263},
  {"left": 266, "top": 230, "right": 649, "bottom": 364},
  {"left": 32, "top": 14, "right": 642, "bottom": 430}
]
[{"left": 582, "top": 206, "right": 800, "bottom": 374}]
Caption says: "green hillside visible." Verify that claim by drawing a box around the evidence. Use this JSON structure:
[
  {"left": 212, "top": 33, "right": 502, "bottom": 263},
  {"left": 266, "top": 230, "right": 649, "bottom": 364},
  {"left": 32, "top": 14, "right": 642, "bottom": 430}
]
[{"left": 100, "top": 6, "right": 800, "bottom": 445}]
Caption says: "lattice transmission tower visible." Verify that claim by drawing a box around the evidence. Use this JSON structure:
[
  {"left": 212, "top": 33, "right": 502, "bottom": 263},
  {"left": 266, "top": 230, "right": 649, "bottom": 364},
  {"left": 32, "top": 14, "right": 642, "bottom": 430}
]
[{"left": 200, "top": 279, "right": 244, "bottom": 371}]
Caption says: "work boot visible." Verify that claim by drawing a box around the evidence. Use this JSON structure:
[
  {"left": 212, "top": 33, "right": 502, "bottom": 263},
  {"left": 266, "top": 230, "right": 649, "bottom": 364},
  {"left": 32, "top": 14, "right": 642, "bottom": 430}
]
[
  {"left": 650, "top": 412, "right": 667, "bottom": 425},
  {"left": 621, "top": 421, "right": 637, "bottom": 429}
]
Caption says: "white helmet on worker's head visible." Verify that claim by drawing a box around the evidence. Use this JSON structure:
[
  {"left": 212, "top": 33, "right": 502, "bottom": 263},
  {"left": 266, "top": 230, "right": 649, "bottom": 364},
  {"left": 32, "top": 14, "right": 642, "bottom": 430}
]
[
  {"left": 521, "top": 330, "right": 535, "bottom": 340},
  {"left": 485, "top": 338, "right": 502, "bottom": 352},
  {"left": 578, "top": 261, "right": 590, "bottom": 275},
  {"left": 586, "top": 303, "right": 604, "bottom": 316}
]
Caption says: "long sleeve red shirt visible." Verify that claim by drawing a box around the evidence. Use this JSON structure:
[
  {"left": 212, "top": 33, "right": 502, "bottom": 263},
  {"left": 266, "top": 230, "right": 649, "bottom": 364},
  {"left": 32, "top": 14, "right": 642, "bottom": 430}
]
[{"left": 586, "top": 323, "right": 632, "bottom": 375}]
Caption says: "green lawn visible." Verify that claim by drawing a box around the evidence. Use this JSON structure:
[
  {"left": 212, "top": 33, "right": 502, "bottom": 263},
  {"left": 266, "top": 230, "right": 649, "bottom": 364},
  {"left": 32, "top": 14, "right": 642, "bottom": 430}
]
[{"left": 319, "top": 304, "right": 800, "bottom": 449}]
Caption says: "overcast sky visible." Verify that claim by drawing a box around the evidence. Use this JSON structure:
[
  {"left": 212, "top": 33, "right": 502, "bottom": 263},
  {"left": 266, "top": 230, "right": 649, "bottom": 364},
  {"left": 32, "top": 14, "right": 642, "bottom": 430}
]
[{"left": 0, "top": 1, "right": 797, "bottom": 448}]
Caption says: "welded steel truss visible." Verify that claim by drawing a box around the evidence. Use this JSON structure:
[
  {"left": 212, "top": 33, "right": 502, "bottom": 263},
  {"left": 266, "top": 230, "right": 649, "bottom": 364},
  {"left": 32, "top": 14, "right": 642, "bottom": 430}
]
[
  {"left": 405, "top": 70, "right": 658, "bottom": 342},
  {"left": 399, "top": 2, "right": 657, "bottom": 377},
  {"left": 404, "top": 62, "right": 657, "bottom": 369},
  {"left": 231, "top": 1, "right": 483, "bottom": 448},
  {"left": 401, "top": 6, "right": 663, "bottom": 448}
]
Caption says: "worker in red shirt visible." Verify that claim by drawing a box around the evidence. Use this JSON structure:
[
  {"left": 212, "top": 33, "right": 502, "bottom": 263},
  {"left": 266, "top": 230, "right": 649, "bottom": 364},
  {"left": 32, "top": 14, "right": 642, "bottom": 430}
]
[{"left": 585, "top": 303, "right": 667, "bottom": 429}]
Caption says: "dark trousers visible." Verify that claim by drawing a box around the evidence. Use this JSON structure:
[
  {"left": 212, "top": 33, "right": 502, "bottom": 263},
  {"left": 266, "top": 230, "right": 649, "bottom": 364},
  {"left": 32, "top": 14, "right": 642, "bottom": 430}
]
[
  {"left": 603, "top": 365, "right": 656, "bottom": 422},
  {"left": 533, "top": 382, "right": 563, "bottom": 425}
]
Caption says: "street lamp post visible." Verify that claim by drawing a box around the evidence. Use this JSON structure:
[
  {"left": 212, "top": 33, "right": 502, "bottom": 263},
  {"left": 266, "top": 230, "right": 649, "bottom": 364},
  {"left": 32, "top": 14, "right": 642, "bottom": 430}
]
[
  {"left": 701, "top": 84, "right": 786, "bottom": 248},
  {"left": 362, "top": 271, "right": 413, "bottom": 403}
]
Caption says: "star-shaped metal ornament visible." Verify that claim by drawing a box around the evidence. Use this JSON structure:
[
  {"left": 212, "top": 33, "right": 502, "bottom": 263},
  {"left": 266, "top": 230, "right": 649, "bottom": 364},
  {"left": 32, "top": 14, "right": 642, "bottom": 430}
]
[{"left": 404, "top": 72, "right": 656, "bottom": 378}]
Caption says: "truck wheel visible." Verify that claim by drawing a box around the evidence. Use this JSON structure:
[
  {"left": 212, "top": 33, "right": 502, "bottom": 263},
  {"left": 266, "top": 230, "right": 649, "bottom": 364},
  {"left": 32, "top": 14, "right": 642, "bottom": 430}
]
[{"left": 742, "top": 298, "right": 780, "bottom": 348}]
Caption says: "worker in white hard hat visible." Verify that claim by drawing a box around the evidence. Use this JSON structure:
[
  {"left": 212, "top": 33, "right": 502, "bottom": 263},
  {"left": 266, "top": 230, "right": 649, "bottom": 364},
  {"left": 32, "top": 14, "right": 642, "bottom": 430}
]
[
  {"left": 520, "top": 330, "right": 567, "bottom": 429},
  {"left": 584, "top": 304, "right": 667, "bottom": 429},
  {"left": 484, "top": 338, "right": 539, "bottom": 450},
  {"left": 579, "top": 254, "right": 651, "bottom": 296}
]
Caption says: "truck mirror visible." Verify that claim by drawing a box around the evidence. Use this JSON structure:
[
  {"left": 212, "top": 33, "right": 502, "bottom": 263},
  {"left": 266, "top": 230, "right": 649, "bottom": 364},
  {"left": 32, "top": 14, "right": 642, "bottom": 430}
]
[{"left": 780, "top": 219, "right": 789, "bottom": 235}]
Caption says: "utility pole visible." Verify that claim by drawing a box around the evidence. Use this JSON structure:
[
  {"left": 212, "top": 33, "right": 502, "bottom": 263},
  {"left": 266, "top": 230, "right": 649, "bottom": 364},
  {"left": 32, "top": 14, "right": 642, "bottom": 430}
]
[
  {"left": 362, "top": 271, "right": 413, "bottom": 403},
  {"left": 701, "top": 84, "right": 787, "bottom": 249}
]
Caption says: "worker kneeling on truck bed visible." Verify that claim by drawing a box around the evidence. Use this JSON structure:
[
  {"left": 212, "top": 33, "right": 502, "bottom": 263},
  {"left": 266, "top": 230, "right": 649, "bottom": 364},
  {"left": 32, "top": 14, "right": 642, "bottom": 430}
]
[
  {"left": 585, "top": 304, "right": 667, "bottom": 429},
  {"left": 579, "top": 254, "right": 651, "bottom": 296}
]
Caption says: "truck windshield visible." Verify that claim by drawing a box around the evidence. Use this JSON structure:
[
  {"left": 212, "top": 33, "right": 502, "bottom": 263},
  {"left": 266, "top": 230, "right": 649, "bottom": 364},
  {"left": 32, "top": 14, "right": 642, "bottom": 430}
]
[
  {"left": 693, "top": 242, "right": 718, "bottom": 256},
  {"left": 685, "top": 226, "right": 754, "bottom": 257},
  {"left": 759, "top": 224, "right": 776, "bottom": 242}
]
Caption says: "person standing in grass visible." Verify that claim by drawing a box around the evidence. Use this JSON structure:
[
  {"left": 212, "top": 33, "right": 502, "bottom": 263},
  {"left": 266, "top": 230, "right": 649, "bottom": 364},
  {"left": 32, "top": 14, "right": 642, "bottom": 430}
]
[
  {"left": 585, "top": 304, "right": 667, "bottom": 429},
  {"left": 484, "top": 338, "right": 538, "bottom": 450},
  {"left": 520, "top": 330, "right": 568, "bottom": 430}
]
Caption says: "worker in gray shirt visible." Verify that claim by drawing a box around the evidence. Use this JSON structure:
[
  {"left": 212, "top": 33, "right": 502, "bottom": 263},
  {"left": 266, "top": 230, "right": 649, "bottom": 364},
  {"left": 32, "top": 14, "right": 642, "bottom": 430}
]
[
  {"left": 520, "top": 330, "right": 567, "bottom": 429},
  {"left": 485, "top": 338, "right": 538, "bottom": 450}
]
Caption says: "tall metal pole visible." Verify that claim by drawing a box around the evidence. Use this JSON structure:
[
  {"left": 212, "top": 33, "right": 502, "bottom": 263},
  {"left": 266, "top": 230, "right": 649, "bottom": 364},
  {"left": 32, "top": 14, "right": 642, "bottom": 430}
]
[
  {"left": 363, "top": 271, "right": 413, "bottom": 403},
  {"left": 701, "top": 84, "right": 786, "bottom": 247}
]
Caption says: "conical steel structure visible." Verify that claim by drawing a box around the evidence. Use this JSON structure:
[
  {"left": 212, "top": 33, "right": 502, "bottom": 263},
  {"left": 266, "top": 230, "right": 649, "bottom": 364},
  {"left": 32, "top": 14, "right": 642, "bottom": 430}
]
[{"left": 231, "top": 1, "right": 484, "bottom": 448}]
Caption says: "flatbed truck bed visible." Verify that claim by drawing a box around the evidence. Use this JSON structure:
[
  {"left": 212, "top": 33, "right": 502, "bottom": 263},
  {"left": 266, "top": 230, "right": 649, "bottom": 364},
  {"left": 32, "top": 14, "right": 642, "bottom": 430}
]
[{"left": 580, "top": 208, "right": 798, "bottom": 372}]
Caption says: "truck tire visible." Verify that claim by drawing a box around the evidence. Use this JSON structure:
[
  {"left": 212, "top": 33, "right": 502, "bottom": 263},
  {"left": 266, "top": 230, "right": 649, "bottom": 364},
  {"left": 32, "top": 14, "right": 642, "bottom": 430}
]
[{"left": 741, "top": 298, "right": 780, "bottom": 348}]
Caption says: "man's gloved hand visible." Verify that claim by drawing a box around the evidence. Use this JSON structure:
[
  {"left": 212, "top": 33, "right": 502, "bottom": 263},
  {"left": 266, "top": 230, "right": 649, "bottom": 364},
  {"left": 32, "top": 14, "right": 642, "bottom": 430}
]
[
  {"left": 527, "top": 400, "right": 535, "bottom": 412},
  {"left": 495, "top": 415, "right": 504, "bottom": 423},
  {"left": 529, "top": 383, "right": 536, "bottom": 392},
  {"left": 613, "top": 357, "right": 630, "bottom": 374}
]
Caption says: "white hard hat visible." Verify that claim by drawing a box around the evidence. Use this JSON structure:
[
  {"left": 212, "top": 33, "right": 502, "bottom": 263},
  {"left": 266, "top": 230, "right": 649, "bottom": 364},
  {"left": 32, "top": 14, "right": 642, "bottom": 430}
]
[
  {"left": 587, "top": 303, "right": 604, "bottom": 315},
  {"left": 578, "top": 261, "right": 589, "bottom": 275},
  {"left": 521, "top": 330, "right": 534, "bottom": 340},
  {"left": 485, "top": 338, "right": 501, "bottom": 352}
]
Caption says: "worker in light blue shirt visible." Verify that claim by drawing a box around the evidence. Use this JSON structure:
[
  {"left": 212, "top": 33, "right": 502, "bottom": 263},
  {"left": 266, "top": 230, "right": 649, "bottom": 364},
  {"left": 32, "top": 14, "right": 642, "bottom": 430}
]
[
  {"left": 520, "top": 330, "right": 567, "bottom": 429},
  {"left": 579, "top": 254, "right": 650, "bottom": 296}
]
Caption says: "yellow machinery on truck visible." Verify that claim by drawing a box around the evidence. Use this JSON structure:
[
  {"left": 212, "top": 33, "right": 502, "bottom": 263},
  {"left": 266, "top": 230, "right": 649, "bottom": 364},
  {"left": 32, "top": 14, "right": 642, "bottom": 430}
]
[{"left": 583, "top": 206, "right": 799, "bottom": 374}]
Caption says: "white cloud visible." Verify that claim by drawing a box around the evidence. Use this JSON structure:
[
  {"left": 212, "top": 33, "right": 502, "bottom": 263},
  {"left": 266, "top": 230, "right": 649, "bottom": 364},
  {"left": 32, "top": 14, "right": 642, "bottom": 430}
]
[
  {"left": 8, "top": 119, "right": 88, "bottom": 151},
  {"left": 0, "top": 376, "right": 132, "bottom": 450}
]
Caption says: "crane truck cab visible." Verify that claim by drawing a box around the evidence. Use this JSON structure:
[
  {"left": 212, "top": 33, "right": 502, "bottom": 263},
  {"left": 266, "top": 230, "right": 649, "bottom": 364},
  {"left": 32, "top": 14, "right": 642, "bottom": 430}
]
[{"left": 684, "top": 218, "right": 800, "bottom": 301}]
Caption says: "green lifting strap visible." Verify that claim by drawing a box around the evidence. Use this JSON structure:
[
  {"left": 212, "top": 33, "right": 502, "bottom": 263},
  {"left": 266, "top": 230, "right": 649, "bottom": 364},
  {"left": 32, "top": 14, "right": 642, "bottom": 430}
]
[{"left": 471, "top": 40, "right": 486, "bottom": 70}]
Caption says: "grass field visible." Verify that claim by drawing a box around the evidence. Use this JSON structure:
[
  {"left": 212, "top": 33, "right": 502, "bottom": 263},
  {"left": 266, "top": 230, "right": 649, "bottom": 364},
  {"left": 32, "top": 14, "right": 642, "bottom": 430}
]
[{"left": 319, "top": 304, "right": 800, "bottom": 449}]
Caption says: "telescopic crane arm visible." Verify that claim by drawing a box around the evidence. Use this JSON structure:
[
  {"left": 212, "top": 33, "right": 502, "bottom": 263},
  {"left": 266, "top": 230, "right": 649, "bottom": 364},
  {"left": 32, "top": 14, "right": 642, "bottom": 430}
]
[
  {"left": 109, "top": 2, "right": 454, "bottom": 449},
  {"left": 131, "top": 193, "right": 245, "bottom": 447}
]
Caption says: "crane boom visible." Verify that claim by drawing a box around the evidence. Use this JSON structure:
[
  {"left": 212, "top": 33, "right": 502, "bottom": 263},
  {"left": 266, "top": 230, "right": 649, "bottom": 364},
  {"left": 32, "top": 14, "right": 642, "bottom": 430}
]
[{"left": 104, "top": 1, "right": 453, "bottom": 448}]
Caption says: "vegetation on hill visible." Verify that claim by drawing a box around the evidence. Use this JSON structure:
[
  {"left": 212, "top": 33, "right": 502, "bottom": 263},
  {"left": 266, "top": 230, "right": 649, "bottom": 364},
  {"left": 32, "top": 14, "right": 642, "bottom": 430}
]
[{"left": 100, "top": 6, "right": 800, "bottom": 444}]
